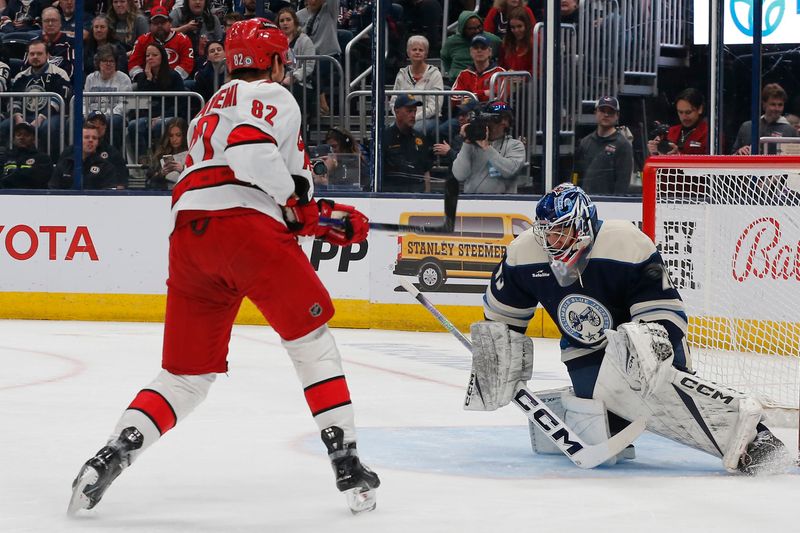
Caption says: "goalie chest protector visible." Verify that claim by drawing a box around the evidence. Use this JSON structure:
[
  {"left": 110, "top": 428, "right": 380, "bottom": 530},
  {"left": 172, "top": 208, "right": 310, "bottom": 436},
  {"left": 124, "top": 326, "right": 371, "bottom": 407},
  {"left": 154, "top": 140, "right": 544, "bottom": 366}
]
[{"left": 484, "top": 220, "right": 687, "bottom": 363}]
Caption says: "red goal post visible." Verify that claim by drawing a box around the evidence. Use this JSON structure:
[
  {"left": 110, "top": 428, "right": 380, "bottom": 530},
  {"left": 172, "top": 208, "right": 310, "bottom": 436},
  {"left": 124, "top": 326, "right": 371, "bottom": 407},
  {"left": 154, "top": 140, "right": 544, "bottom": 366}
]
[{"left": 642, "top": 155, "right": 800, "bottom": 424}]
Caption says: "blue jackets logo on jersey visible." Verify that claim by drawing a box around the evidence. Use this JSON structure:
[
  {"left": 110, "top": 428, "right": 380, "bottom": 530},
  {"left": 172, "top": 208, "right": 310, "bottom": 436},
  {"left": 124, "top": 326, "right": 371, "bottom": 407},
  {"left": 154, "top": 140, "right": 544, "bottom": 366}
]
[{"left": 557, "top": 295, "right": 612, "bottom": 344}]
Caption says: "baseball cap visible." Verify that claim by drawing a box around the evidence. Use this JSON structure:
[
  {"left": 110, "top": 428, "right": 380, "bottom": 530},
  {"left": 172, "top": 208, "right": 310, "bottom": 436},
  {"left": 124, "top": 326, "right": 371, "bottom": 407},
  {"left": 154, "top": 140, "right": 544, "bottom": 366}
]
[
  {"left": 13, "top": 122, "right": 35, "bottom": 133},
  {"left": 150, "top": 6, "right": 169, "bottom": 20},
  {"left": 457, "top": 100, "right": 479, "bottom": 115},
  {"left": 394, "top": 94, "right": 422, "bottom": 109},
  {"left": 86, "top": 111, "right": 108, "bottom": 124},
  {"left": 595, "top": 96, "right": 620, "bottom": 112},
  {"left": 470, "top": 35, "right": 490, "bottom": 48}
]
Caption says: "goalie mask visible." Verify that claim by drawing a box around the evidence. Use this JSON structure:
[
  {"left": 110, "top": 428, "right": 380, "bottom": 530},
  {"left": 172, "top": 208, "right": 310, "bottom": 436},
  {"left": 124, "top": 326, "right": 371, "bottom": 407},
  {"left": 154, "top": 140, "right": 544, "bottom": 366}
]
[{"left": 533, "top": 183, "right": 599, "bottom": 287}]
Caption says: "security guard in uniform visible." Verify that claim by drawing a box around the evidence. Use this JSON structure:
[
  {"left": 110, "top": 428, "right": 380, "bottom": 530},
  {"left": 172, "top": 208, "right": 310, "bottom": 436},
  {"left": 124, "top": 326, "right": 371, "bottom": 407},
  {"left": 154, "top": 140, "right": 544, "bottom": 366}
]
[
  {"left": 0, "top": 122, "right": 53, "bottom": 189},
  {"left": 383, "top": 94, "right": 434, "bottom": 192},
  {"left": 49, "top": 124, "right": 122, "bottom": 190}
]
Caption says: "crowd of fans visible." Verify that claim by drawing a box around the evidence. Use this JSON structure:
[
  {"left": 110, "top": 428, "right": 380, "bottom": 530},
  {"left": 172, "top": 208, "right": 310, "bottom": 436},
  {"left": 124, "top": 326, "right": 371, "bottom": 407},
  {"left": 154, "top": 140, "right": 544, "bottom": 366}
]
[{"left": 0, "top": 0, "right": 797, "bottom": 194}]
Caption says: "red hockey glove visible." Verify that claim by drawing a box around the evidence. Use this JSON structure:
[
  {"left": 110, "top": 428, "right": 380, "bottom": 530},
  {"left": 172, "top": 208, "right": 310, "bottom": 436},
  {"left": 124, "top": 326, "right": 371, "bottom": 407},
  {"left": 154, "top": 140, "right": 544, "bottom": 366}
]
[
  {"left": 316, "top": 199, "right": 369, "bottom": 246},
  {"left": 282, "top": 196, "right": 320, "bottom": 236}
]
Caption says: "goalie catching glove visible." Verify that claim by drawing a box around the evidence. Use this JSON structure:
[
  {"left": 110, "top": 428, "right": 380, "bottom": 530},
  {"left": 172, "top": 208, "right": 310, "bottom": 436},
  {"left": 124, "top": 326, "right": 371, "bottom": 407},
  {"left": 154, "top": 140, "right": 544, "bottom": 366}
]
[{"left": 283, "top": 197, "right": 369, "bottom": 246}]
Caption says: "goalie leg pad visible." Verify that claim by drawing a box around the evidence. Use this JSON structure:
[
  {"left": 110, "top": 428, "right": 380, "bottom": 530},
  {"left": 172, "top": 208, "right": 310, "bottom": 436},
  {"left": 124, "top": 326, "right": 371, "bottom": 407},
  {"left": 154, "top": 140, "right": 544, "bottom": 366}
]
[
  {"left": 527, "top": 386, "right": 569, "bottom": 455},
  {"left": 464, "top": 321, "right": 533, "bottom": 411},
  {"left": 596, "top": 322, "right": 764, "bottom": 471}
]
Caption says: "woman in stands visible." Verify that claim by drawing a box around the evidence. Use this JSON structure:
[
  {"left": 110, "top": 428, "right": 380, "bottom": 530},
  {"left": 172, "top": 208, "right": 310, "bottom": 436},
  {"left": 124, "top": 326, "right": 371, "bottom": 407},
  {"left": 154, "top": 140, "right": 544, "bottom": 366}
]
[
  {"left": 146, "top": 117, "right": 188, "bottom": 190},
  {"left": 277, "top": 6, "right": 317, "bottom": 116},
  {"left": 390, "top": 34, "right": 444, "bottom": 135},
  {"left": 126, "top": 43, "right": 185, "bottom": 161},
  {"left": 193, "top": 39, "right": 225, "bottom": 102},
  {"left": 484, "top": 0, "right": 536, "bottom": 39},
  {"left": 107, "top": 0, "right": 149, "bottom": 50},
  {"left": 84, "top": 14, "right": 129, "bottom": 74},
  {"left": 498, "top": 7, "right": 534, "bottom": 74},
  {"left": 84, "top": 44, "right": 132, "bottom": 152},
  {"left": 315, "top": 126, "right": 370, "bottom": 191},
  {"left": 647, "top": 88, "right": 709, "bottom": 156}
]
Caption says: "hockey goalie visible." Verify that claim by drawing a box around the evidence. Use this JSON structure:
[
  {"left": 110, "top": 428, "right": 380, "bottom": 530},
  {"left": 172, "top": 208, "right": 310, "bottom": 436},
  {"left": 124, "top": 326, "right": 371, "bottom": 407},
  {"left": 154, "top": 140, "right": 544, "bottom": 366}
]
[{"left": 466, "top": 183, "right": 794, "bottom": 474}]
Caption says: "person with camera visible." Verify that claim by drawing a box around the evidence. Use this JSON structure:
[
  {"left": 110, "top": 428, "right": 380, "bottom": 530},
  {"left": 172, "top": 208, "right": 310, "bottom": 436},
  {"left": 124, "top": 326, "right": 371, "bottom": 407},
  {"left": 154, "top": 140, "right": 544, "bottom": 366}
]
[
  {"left": 647, "top": 88, "right": 708, "bottom": 157},
  {"left": 384, "top": 94, "right": 434, "bottom": 192},
  {"left": 451, "top": 100, "right": 525, "bottom": 194},
  {"left": 573, "top": 96, "right": 633, "bottom": 195},
  {"left": 312, "top": 127, "right": 369, "bottom": 190}
]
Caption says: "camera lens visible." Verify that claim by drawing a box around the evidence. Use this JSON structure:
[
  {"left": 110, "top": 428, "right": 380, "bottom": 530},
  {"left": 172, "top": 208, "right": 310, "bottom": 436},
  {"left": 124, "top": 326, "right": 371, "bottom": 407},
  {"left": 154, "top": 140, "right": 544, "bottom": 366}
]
[{"left": 312, "top": 159, "right": 327, "bottom": 176}]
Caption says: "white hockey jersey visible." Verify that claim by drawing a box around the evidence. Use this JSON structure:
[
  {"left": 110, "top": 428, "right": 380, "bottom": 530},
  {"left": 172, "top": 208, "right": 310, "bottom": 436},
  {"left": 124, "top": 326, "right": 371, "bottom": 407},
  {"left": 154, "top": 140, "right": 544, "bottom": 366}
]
[{"left": 170, "top": 78, "right": 313, "bottom": 231}]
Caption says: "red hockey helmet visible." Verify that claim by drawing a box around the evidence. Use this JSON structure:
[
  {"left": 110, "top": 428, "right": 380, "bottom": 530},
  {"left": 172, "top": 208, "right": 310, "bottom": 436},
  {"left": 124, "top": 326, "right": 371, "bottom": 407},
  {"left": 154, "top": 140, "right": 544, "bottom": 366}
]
[{"left": 225, "top": 18, "right": 293, "bottom": 74}]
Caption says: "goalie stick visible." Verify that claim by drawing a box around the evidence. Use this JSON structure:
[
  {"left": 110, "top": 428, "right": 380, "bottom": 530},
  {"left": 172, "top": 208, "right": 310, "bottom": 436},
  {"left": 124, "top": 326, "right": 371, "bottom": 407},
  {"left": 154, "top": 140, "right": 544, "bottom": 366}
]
[
  {"left": 397, "top": 277, "right": 647, "bottom": 469},
  {"left": 320, "top": 177, "right": 459, "bottom": 234}
]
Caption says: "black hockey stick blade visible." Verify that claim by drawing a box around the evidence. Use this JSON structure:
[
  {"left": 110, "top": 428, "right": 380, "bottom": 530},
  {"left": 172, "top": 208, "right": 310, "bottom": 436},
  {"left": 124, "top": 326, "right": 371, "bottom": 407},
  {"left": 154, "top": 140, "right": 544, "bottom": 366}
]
[
  {"left": 319, "top": 178, "right": 459, "bottom": 234},
  {"left": 397, "top": 277, "right": 646, "bottom": 469}
]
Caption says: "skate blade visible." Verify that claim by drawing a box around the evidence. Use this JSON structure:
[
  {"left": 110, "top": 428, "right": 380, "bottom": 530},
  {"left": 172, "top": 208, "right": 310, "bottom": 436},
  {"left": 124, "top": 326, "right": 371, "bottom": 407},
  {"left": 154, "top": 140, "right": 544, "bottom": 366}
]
[
  {"left": 345, "top": 487, "right": 377, "bottom": 515},
  {"left": 67, "top": 466, "right": 99, "bottom": 516}
]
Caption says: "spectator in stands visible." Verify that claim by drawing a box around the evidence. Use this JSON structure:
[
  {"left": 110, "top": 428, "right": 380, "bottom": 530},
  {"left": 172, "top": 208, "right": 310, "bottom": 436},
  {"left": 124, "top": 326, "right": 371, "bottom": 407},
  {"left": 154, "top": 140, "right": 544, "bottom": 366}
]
[
  {"left": 57, "top": 0, "right": 77, "bottom": 37},
  {"left": 128, "top": 6, "right": 194, "bottom": 82},
  {"left": 0, "top": 121, "right": 52, "bottom": 189},
  {"left": 314, "top": 126, "right": 369, "bottom": 190},
  {"left": 50, "top": 123, "right": 123, "bottom": 189},
  {"left": 560, "top": 0, "right": 579, "bottom": 24},
  {"left": 787, "top": 114, "right": 800, "bottom": 135},
  {"left": 127, "top": 42, "right": 185, "bottom": 160},
  {"left": 145, "top": 116, "right": 188, "bottom": 190},
  {"left": 647, "top": 88, "right": 708, "bottom": 157},
  {"left": 278, "top": 7, "right": 316, "bottom": 115},
  {"left": 84, "top": 44, "right": 132, "bottom": 152},
  {"left": 239, "top": 0, "right": 273, "bottom": 20},
  {"left": 452, "top": 99, "right": 525, "bottom": 193},
  {"left": 383, "top": 94, "right": 433, "bottom": 192},
  {"left": 499, "top": 7, "right": 533, "bottom": 74},
  {"left": 573, "top": 96, "right": 633, "bottom": 195},
  {"left": 732, "top": 83, "right": 798, "bottom": 155},
  {"left": 207, "top": 0, "right": 235, "bottom": 22},
  {"left": 222, "top": 10, "right": 243, "bottom": 32},
  {"left": 1, "top": 0, "right": 43, "bottom": 34},
  {"left": 432, "top": 99, "right": 478, "bottom": 167},
  {"left": 451, "top": 35, "right": 506, "bottom": 104},
  {"left": 0, "top": 43, "right": 10, "bottom": 93},
  {"left": 37, "top": 7, "right": 75, "bottom": 78},
  {"left": 441, "top": 11, "right": 501, "bottom": 81},
  {"left": 193, "top": 38, "right": 225, "bottom": 101},
  {"left": 84, "top": 14, "right": 129, "bottom": 74},
  {"left": 85, "top": 110, "right": 130, "bottom": 184},
  {"left": 484, "top": 0, "right": 536, "bottom": 40},
  {"left": 297, "top": 0, "right": 340, "bottom": 115},
  {"left": 3, "top": 40, "right": 71, "bottom": 160},
  {"left": 107, "top": 0, "right": 149, "bottom": 50},
  {"left": 390, "top": 35, "right": 443, "bottom": 135},
  {"left": 403, "top": 0, "right": 443, "bottom": 58},
  {"left": 170, "top": 0, "right": 224, "bottom": 71}
]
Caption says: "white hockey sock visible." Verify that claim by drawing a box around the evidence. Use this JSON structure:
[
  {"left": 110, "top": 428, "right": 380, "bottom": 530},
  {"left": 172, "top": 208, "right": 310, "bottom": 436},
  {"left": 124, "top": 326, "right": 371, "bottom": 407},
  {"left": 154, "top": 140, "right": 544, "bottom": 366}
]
[
  {"left": 283, "top": 325, "right": 356, "bottom": 443},
  {"left": 112, "top": 370, "right": 216, "bottom": 464}
]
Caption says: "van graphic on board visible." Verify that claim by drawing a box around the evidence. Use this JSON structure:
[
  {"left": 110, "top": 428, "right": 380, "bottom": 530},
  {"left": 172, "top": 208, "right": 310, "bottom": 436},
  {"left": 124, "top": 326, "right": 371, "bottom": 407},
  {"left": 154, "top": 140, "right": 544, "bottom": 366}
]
[{"left": 393, "top": 212, "right": 533, "bottom": 291}]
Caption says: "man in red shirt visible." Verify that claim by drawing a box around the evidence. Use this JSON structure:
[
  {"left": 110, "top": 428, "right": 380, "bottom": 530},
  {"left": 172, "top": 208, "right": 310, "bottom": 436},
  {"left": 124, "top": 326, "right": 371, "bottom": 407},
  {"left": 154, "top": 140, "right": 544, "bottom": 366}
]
[{"left": 128, "top": 6, "right": 194, "bottom": 81}]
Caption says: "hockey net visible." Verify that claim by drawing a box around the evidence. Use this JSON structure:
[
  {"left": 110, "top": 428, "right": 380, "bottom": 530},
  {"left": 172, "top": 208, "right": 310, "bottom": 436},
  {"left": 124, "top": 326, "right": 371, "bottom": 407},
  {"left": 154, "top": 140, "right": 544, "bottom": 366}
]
[{"left": 643, "top": 156, "right": 800, "bottom": 425}]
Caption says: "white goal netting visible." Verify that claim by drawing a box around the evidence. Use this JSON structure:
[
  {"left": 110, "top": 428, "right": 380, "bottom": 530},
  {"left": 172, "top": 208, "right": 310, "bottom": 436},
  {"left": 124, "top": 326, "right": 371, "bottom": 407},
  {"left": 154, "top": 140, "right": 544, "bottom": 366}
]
[{"left": 647, "top": 158, "right": 800, "bottom": 418}]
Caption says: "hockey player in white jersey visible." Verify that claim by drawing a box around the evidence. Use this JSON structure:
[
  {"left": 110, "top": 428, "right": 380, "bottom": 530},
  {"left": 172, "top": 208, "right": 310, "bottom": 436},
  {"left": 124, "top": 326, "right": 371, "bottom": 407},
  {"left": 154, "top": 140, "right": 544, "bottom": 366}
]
[
  {"left": 470, "top": 182, "right": 792, "bottom": 473},
  {"left": 68, "top": 19, "right": 379, "bottom": 516}
]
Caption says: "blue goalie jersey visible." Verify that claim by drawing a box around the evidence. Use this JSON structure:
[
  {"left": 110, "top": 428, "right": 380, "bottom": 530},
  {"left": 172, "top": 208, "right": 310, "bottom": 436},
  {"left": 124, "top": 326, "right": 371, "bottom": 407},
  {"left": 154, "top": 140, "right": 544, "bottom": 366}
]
[{"left": 484, "top": 219, "right": 689, "bottom": 364}]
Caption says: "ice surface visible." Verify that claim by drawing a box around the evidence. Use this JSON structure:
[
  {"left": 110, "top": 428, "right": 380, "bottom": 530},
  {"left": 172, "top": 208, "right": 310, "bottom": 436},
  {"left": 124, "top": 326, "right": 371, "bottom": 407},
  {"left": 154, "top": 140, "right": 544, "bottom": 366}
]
[{"left": 0, "top": 320, "right": 797, "bottom": 532}]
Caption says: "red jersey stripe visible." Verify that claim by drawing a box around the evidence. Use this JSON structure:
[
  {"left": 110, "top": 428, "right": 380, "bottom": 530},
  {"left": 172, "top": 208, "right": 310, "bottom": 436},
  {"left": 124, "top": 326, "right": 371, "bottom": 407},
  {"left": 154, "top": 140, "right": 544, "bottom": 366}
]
[
  {"left": 171, "top": 166, "right": 258, "bottom": 207},
  {"left": 304, "top": 376, "right": 352, "bottom": 416},
  {"left": 226, "top": 124, "right": 277, "bottom": 149},
  {"left": 127, "top": 389, "right": 177, "bottom": 435}
]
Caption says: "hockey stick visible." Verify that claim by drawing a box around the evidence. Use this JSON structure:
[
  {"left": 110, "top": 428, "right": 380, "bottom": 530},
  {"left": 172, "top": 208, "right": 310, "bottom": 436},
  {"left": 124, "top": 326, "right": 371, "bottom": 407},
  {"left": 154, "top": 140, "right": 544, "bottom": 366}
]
[
  {"left": 320, "top": 177, "right": 459, "bottom": 234},
  {"left": 397, "top": 277, "right": 647, "bottom": 469}
]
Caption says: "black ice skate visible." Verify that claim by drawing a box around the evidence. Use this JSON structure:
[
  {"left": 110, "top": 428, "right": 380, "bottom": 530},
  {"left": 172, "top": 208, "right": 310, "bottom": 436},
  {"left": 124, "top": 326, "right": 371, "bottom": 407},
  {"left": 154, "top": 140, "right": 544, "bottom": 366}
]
[
  {"left": 321, "top": 426, "right": 380, "bottom": 514},
  {"left": 67, "top": 427, "right": 143, "bottom": 515},
  {"left": 738, "top": 429, "right": 793, "bottom": 476}
]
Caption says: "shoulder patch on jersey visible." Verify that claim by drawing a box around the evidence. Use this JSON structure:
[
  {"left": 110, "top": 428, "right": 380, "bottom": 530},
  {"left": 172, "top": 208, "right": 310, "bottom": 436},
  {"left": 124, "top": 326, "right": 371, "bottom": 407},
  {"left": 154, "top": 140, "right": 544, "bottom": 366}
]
[
  {"left": 557, "top": 294, "right": 613, "bottom": 345},
  {"left": 25, "top": 158, "right": 34, "bottom": 165},
  {"left": 89, "top": 165, "right": 100, "bottom": 174}
]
